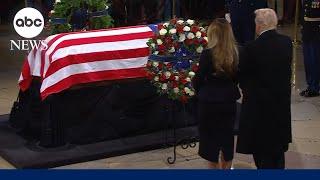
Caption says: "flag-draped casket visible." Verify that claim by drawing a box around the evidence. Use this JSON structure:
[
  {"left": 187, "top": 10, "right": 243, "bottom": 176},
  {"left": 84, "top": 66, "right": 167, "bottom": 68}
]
[{"left": 19, "top": 25, "right": 154, "bottom": 99}]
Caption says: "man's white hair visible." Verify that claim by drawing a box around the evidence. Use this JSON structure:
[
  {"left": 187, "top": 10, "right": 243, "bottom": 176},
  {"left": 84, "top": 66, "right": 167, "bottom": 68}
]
[{"left": 255, "top": 8, "right": 278, "bottom": 30}]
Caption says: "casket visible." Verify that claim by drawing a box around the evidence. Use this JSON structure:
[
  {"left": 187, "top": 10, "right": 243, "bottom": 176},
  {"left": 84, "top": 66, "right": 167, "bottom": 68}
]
[{"left": 12, "top": 25, "right": 198, "bottom": 148}]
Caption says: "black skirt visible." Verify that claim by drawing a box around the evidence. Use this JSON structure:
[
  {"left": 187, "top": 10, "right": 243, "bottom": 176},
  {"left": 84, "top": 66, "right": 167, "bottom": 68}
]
[{"left": 198, "top": 102, "right": 237, "bottom": 163}]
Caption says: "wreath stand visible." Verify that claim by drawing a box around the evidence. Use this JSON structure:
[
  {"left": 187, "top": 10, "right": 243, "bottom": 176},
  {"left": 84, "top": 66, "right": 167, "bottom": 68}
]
[{"left": 164, "top": 99, "right": 199, "bottom": 164}]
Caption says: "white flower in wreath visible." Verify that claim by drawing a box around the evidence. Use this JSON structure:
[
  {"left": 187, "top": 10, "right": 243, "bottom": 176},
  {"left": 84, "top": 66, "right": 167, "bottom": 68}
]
[
  {"left": 152, "top": 61, "right": 159, "bottom": 67},
  {"left": 186, "top": 19, "right": 195, "bottom": 25},
  {"left": 178, "top": 34, "right": 186, "bottom": 42},
  {"left": 196, "top": 31, "right": 202, "bottom": 38},
  {"left": 105, "top": 5, "right": 109, "bottom": 9},
  {"left": 183, "top": 26, "right": 191, "bottom": 32},
  {"left": 169, "top": 29, "right": 177, "bottom": 34},
  {"left": 204, "top": 37, "right": 208, "bottom": 42},
  {"left": 153, "top": 51, "right": 159, "bottom": 55},
  {"left": 187, "top": 32, "right": 195, "bottom": 39},
  {"left": 184, "top": 87, "right": 191, "bottom": 94},
  {"left": 186, "top": 77, "right": 191, "bottom": 82},
  {"left": 150, "top": 43, "right": 156, "bottom": 48},
  {"left": 162, "top": 83, "right": 168, "bottom": 90},
  {"left": 55, "top": 0, "right": 61, "bottom": 3},
  {"left": 173, "top": 87, "right": 180, "bottom": 94},
  {"left": 189, "top": 90, "right": 195, "bottom": 96},
  {"left": 163, "top": 22, "right": 170, "bottom": 27},
  {"left": 175, "top": 76, "right": 179, "bottom": 81},
  {"left": 196, "top": 46, "right": 204, "bottom": 53},
  {"left": 188, "top": 71, "right": 196, "bottom": 78},
  {"left": 157, "top": 39, "right": 163, "bottom": 45},
  {"left": 169, "top": 47, "right": 175, "bottom": 53},
  {"left": 50, "top": 10, "right": 55, "bottom": 14},
  {"left": 154, "top": 76, "right": 159, "bottom": 82},
  {"left": 200, "top": 27, "right": 206, "bottom": 32},
  {"left": 165, "top": 71, "right": 171, "bottom": 79},
  {"left": 159, "top": 29, "right": 168, "bottom": 36},
  {"left": 177, "top": 20, "right": 184, "bottom": 25}
]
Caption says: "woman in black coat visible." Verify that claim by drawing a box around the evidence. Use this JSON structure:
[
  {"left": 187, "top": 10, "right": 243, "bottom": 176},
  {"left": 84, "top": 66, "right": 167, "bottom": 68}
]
[{"left": 193, "top": 18, "right": 241, "bottom": 169}]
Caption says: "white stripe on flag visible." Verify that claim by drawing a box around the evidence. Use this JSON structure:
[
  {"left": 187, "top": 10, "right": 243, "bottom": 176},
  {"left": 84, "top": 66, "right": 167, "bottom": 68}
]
[
  {"left": 40, "top": 56, "right": 148, "bottom": 92},
  {"left": 51, "top": 38, "right": 150, "bottom": 63},
  {"left": 18, "top": 73, "right": 23, "bottom": 82}
]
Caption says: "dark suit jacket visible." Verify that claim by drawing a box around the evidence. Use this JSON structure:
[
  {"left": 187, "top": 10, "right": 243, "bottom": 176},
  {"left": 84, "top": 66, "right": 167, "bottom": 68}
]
[
  {"left": 237, "top": 30, "right": 293, "bottom": 154},
  {"left": 193, "top": 49, "right": 240, "bottom": 103},
  {"left": 226, "top": 0, "right": 267, "bottom": 15}
]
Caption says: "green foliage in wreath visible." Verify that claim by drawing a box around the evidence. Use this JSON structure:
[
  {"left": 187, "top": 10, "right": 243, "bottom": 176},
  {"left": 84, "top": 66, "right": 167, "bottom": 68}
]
[{"left": 48, "top": 0, "right": 113, "bottom": 35}]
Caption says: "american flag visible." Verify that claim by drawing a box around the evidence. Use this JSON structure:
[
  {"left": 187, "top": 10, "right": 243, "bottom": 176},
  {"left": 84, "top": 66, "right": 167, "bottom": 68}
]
[{"left": 19, "top": 25, "right": 154, "bottom": 100}]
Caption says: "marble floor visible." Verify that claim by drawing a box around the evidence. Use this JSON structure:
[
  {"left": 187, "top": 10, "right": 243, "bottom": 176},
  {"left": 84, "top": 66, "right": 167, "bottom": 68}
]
[{"left": 0, "top": 24, "right": 320, "bottom": 169}]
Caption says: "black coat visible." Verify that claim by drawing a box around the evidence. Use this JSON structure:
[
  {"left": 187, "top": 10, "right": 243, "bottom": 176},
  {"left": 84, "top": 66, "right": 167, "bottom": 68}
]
[
  {"left": 193, "top": 49, "right": 240, "bottom": 103},
  {"left": 237, "top": 30, "right": 293, "bottom": 154}
]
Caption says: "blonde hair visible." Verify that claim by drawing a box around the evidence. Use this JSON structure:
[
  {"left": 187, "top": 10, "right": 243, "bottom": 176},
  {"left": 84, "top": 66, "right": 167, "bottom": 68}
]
[
  {"left": 207, "top": 18, "right": 239, "bottom": 76},
  {"left": 255, "top": 8, "right": 278, "bottom": 31}
]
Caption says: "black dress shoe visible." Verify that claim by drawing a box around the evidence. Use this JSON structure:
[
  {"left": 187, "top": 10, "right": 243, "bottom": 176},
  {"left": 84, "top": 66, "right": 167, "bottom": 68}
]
[
  {"left": 300, "top": 89, "right": 320, "bottom": 97},
  {"left": 300, "top": 89, "right": 309, "bottom": 96},
  {"left": 304, "top": 91, "right": 320, "bottom": 97}
]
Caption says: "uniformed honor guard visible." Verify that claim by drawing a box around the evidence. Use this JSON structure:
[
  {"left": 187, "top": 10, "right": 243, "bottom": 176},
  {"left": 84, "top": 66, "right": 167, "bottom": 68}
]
[
  {"left": 225, "top": 0, "right": 268, "bottom": 44},
  {"left": 300, "top": 0, "right": 320, "bottom": 97}
]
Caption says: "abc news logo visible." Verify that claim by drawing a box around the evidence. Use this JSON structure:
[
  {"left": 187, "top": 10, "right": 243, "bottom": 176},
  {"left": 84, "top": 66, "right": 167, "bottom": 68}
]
[
  {"left": 11, "top": 8, "right": 47, "bottom": 51},
  {"left": 15, "top": 16, "right": 43, "bottom": 28}
]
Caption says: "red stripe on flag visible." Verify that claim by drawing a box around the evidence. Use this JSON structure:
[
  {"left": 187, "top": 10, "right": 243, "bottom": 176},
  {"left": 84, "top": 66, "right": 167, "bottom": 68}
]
[
  {"left": 52, "top": 31, "right": 153, "bottom": 51},
  {"left": 19, "top": 58, "right": 32, "bottom": 91},
  {"left": 41, "top": 33, "right": 68, "bottom": 77},
  {"left": 45, "top": 48, "right": 150, "bottom": 78},
  {"left": 41, "top": 68, "right": 148, "bottom": 100}
]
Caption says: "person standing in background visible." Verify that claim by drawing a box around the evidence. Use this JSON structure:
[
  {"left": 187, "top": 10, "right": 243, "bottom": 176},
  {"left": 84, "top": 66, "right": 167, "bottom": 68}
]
[
  {"left": 111, "top": 0, "right": 127, "bottom": 27},
  {"left": 283, "top": 0, "right": 296, "bottom": 23},
  {"left": 163, "top": 0, "right": 182, "bottom": 20},
  {"left": 142, "top": 0, "right": 164, "bottom": 24},
  {"left": 267, "top": 0, "right": 284, "bottom": 23},
  {"left": 300, "top": 0, "right": 320, "bottom": 97},
  {"left": 126, "top": 0, "right": 144, "bottom": 25},
  {"left": 202, "top": 0, "right": 227, "bottom": 20},
  {"left": 225, "top": 0, "right": 268, "bottom": 45}
]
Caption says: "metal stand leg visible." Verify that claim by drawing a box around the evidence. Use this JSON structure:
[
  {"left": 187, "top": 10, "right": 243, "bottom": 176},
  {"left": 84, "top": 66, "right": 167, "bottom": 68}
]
[{"left": 166, "top": 101, "right": 198, "bottom": 164}]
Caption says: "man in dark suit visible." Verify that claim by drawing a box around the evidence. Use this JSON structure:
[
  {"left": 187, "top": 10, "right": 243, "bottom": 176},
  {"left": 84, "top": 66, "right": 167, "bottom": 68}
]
[
  {"left": 226, "top": 0, "right": 268, "bottom": 44},
  {"left": 237, "top": 8, "right": 293, "bottom": 169}
]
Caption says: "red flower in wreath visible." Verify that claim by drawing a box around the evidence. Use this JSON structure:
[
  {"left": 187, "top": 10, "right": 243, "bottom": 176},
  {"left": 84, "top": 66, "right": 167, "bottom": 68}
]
[
  {"left": 158, "top": 24, "right": 164, "bottom": 31},
  {"left": 185, "top": 39, "right": 193, "bottom": 46},
  {"left": 170, "top": 19, "right": 177, "bottom": 25},
  {"left": 191, "top": 26, "right": 199, "bottom": 33},
  {"left": 176, "top": 24, "right": 184, "bottom": 33},
  {"left": 192, "top": 64, "right": 199, "bottom": 72}
]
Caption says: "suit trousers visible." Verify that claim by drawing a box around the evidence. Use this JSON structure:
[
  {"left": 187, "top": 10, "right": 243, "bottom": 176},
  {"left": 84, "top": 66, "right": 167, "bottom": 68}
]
[
  {"left": 253, "top": 151, "right": 285, "bottom": 169},
  {"left": 303, "top": 41, "right": 320, "bottom": 92}
]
